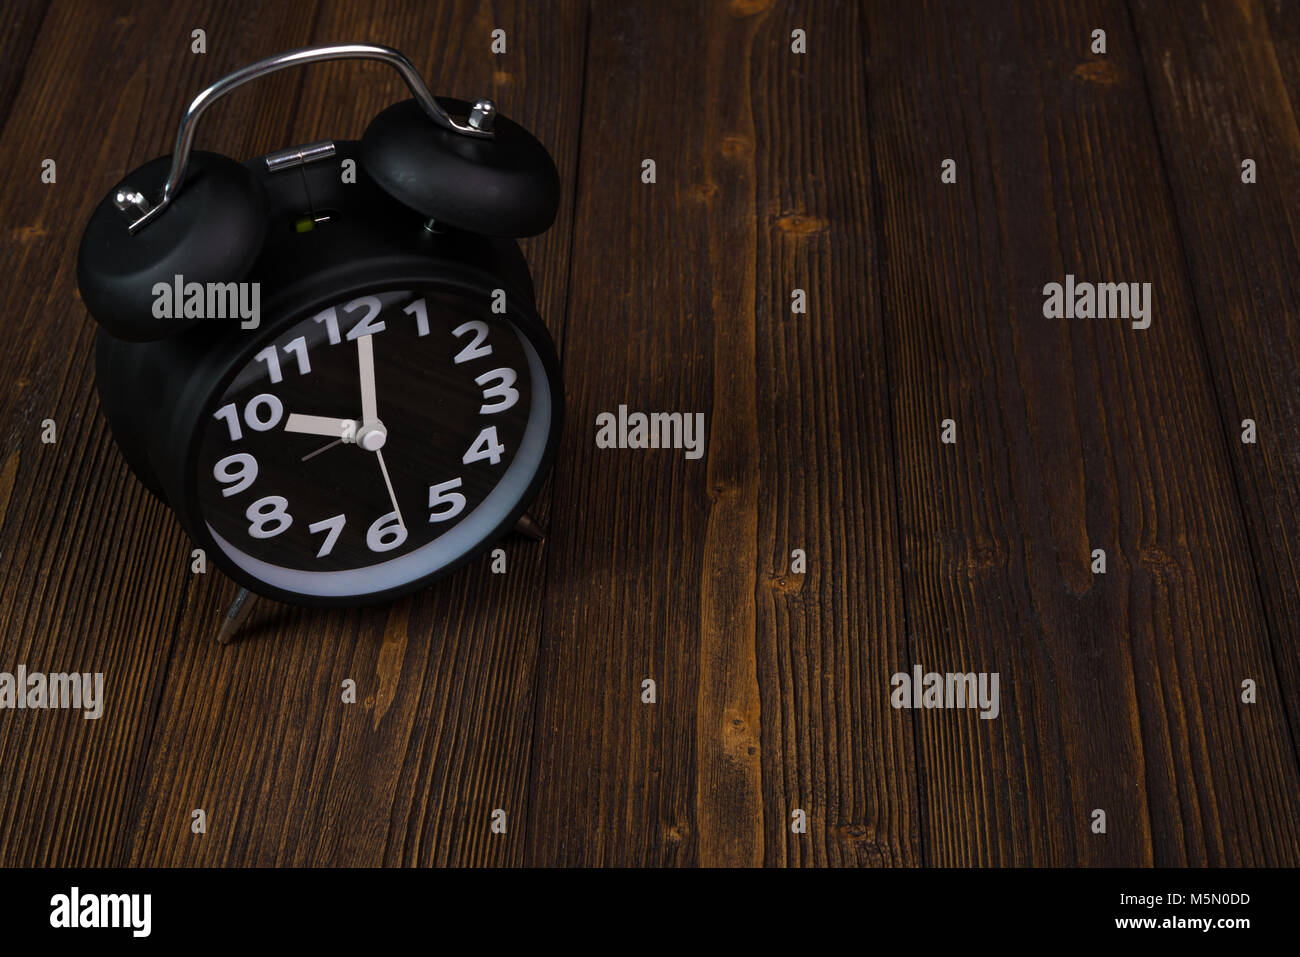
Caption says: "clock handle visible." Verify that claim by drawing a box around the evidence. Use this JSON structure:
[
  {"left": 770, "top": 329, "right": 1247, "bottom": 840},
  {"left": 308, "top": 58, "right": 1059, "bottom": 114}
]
[{"left": 126, "top": 42, "right": 496, "bottom": 234}]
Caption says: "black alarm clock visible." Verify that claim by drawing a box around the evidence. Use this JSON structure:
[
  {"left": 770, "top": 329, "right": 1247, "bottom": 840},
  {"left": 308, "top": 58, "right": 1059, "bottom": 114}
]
[{"left": 76, "top": 43, "right": 563, "bottom": 620}]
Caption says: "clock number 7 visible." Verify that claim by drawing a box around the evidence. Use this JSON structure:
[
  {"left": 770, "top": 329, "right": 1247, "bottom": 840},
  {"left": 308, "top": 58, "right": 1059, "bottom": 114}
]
[{"left": 308, "top": 513, "right": 346, "bottom": 557}]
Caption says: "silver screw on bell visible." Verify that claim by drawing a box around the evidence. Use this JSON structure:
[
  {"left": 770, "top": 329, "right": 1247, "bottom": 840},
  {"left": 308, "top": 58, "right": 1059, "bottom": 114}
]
[{"left": 468, "top": 98, "right": 496, "bottom": 133}]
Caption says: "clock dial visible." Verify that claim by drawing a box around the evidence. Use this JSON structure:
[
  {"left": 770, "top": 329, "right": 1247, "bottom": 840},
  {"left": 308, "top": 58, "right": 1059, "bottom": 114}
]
[{"left": 194, "top": 286, "right": 553, "bottom": 600}]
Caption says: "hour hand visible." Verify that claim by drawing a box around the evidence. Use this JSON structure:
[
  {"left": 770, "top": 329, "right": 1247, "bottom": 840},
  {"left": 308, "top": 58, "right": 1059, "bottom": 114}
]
[{"left": 285, "top": 414, "right": 358, "bottom": 439}]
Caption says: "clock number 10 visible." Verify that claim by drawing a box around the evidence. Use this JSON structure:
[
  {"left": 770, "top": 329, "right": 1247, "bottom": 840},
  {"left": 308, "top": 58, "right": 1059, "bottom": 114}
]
[{"left": 214, "top": 393, "right": 284, "bottom": 441}]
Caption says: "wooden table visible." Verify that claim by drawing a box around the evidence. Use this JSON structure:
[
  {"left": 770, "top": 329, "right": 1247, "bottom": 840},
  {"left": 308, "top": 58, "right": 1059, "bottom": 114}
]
[{"left": 0, "top": 0, "right": 1297, "bottom": 867}]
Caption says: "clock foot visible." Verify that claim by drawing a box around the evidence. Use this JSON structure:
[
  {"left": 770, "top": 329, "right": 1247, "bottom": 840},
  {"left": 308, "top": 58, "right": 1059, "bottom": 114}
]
[
  {"left": 216, "top": 587, "right": 256, "bottom": 645},
  {"left": 514, "top": 513, "right": 546, "bottom": 541}
]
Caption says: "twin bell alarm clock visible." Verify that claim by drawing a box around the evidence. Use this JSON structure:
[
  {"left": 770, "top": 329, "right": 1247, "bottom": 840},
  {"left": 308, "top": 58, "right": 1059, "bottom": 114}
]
[{"left": 76, "top": 43, "right": 563, "bottom": 613}]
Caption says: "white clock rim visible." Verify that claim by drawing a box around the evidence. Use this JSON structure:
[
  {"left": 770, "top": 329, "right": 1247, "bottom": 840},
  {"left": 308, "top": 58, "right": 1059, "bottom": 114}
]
[{"left": 205, "top": 323, "right": 551, "bottom": 598}]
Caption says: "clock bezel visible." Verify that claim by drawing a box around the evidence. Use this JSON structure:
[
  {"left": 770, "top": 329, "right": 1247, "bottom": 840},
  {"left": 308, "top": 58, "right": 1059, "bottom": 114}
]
[{"left": 169, "top": 260, "right": 563, "bottom": 608}]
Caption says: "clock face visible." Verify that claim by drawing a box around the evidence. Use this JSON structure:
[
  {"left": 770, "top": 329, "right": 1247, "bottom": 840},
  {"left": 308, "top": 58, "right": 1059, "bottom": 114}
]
[{"left": 193, "top": 286, "right": 554, "bottom": 602}]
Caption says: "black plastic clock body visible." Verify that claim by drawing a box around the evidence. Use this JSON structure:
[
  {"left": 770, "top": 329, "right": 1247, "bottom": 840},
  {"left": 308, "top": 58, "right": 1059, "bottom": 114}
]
[{"left": 77, "top": 44, "right": 563, "bottom": 608}]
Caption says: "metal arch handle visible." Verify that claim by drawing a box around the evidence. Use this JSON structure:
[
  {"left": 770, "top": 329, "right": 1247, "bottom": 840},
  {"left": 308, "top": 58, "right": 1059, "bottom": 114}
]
[{"left": 123, "top": 42, "right": 495, "bottom": 234}]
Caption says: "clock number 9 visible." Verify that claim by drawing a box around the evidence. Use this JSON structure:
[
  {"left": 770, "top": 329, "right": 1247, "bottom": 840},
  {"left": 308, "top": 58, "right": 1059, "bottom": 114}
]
[
  {"left": 246, "top": 495, "right": 293, "bottom": 539},
  {"left": 213, "top": 453, "right": 258, "bottom": 497},
  {"left": 213, "top": 393, "right": 284, "bottom": 441}
]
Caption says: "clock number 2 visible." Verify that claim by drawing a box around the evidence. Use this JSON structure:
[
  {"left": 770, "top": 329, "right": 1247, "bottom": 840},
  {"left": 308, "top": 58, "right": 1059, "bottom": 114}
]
[{"left": 451, "top": 320, "right": 492, "bottom": 364}]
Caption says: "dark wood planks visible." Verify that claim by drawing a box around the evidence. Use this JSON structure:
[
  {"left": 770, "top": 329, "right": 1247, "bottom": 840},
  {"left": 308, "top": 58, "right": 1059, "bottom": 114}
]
[
  {"left": 121, "top": 0, "right": 589, "bottom": 866},
  {"left": 0, "top": 1, "right": 50, "bottom": 140},
  {"left": 1130, "top": 0, "right": 1300, "bottom": 763},
  {"left": 866, "top": 0, "right": 1300, "bottom": 864},
  {"left": 0, "top": 0, "right": 325, "bottom": 868},
  {"left": 524, "top": 0, "right": 918, "bottom": 866}
]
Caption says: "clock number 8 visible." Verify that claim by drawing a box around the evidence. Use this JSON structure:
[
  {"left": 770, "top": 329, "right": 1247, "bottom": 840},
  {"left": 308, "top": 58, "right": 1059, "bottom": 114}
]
[{"left": 246, "top": 495, "right": 293, "bottom": 539}]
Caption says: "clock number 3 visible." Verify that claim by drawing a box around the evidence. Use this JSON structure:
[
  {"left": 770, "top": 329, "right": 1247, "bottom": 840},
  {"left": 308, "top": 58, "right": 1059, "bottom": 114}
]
[{"left": 475, "top": 368, "right": 518, "bottom": 414}]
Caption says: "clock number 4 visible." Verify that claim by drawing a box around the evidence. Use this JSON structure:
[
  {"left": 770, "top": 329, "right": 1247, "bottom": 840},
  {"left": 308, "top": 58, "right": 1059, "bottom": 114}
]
[{"left": 463, "top": 426, "right": 505, "bottom": 466}]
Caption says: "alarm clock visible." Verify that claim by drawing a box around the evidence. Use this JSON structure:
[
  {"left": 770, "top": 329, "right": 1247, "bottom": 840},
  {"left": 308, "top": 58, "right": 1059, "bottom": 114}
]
[{"left": 76, "top": 43, "right": 564, "bottom": 611}]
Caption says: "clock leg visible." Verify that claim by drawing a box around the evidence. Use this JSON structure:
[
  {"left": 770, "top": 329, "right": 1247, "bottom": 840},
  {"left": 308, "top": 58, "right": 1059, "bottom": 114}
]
[
  {"left": 216, "top": 587, "right": 257, "bottom": 645},
  {"left": 513, "top": 513, "right": 546, "bottom": 541}
]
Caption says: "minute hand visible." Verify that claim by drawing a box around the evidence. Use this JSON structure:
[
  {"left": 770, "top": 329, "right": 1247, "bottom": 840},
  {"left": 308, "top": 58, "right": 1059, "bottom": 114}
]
[{"left": 357, "top": 334, "right": 379, "bottom": 425}]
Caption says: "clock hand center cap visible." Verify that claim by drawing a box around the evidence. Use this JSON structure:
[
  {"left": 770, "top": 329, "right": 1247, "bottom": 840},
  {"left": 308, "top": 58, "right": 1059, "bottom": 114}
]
[{"left": 357, "top": 422, "right": 387, "bottom": 451}]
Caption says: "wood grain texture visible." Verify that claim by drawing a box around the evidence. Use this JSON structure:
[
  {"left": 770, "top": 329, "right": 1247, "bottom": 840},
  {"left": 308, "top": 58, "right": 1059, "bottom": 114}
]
[
  {"left": 122, "top": 0, "right": 589, "bottom": 867},
  {"left": 0, "top": 1, "right": 49, "bottom": 140},
  {"left": 523, "top": 0, "right": 919, "bottom": 867},
  {"left": 865, "top": 0, "right": 1300, "bottom": 865},
  {"left": 1130, "top": 0, "right": 1300, "bottom": 762},
  {"left": 0, "top": 0, "right": 1297, "bottom": 868}
]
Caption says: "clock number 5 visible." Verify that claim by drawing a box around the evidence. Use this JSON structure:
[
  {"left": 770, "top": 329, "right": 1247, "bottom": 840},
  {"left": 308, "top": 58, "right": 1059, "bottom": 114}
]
[{"left": 428, "top": 477, "right": 467, "bottom": 523}]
